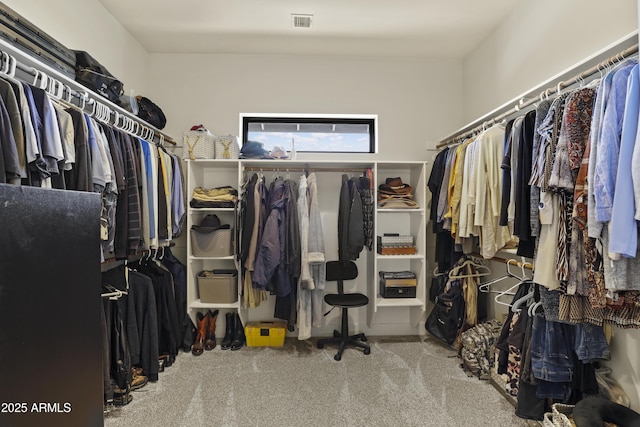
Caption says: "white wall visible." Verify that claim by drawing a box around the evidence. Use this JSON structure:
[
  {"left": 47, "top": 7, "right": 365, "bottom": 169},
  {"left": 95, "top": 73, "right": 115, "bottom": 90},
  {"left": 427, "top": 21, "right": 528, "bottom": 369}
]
[
  {"left": 2, "top": 0, "right": 149, "bottom": 95},
  {"left": 149, "top": 52, "right": 463, "bottom": 335},
  {"left": 462, "top": 0, "right": 638, "bottom": 124},
  {"left": 147, "top": 53, "right": 463, "bottom": 162}
]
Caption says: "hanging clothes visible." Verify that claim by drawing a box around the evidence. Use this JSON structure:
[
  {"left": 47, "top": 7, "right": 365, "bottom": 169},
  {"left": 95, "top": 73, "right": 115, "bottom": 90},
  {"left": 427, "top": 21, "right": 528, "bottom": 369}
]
[
  {"left": 296, "top": 172, "right": 327, "bottom": 340},
  {"left": 338, "top": 174, "right": 364, "bottom": 261}
]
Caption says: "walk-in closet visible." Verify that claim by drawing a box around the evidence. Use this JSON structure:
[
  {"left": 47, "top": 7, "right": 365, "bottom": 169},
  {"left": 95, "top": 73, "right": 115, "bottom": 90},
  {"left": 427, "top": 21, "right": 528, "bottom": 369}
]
[{"left": 1, "top": 1, "right": 640, "bottom": 426}]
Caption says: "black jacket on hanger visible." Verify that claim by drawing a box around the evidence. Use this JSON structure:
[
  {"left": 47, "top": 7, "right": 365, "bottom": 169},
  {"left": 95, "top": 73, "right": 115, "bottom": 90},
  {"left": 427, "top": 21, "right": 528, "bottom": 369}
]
[
  {"left": 102, "top": 264, "right": 160, "bottom": 382},
  {"left": 338, "top": 174, "right": 364, "bottom": 261}
]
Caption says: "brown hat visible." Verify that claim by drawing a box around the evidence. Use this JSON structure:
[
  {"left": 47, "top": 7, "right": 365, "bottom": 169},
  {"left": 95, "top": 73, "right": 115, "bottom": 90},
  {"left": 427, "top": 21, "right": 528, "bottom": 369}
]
[
  {"left": 192, "top": 214, "right": 231, "bottom": 233},
  {"left": 378, "top": 177, "right": 413, "bottom": 195}
]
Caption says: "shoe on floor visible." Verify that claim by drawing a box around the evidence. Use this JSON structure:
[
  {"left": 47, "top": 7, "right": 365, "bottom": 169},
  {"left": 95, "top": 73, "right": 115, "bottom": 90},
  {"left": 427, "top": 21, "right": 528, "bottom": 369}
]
[
  {"left": 131, "top": 374, "right": 148, "bottom": 391},
  {"left": 113, "top": 392, "right": 132, "bottom": 406}
]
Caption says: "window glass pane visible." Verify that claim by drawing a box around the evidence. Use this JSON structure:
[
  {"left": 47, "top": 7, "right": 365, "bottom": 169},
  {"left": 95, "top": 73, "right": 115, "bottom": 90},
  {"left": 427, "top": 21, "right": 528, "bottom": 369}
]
[{"left": 242, "top": 116, "right": 376, "bottom": 153}]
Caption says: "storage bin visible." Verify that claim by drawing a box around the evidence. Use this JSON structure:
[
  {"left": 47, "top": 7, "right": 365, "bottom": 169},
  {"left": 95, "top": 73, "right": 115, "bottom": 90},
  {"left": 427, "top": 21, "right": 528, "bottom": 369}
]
[
  {"left": 191, "top": 228, "right": 233, "bottom": 257},
  {"left": 245, "top": 321, "right": 286, "bottom": 347},
  {"left": 379, "top": 278, "right": 417, "bottom": 298},
  {"left": 197, "top": 269, "right": 238, "bottom": 303}
]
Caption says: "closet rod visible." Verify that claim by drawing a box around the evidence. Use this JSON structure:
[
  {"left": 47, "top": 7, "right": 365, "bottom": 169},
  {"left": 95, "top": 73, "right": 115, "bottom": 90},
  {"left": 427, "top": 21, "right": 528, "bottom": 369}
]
[
  {"left": 436, "top": 32, "right": 639, "bottom": 149},
  {"left": 0, "top": 38, "right": 175, "bottom": 146},
  {"left": 487, "top": 255, "right": 534, "bottom": 271},
  {"left": 243, "top": 166, "right": 369, "bottom": 173}
]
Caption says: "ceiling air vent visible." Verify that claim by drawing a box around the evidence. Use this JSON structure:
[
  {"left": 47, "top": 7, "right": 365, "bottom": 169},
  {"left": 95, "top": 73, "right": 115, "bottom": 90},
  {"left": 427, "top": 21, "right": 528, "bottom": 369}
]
[{"left": 292, "top": 14, "right": 313, "bottom": 29}]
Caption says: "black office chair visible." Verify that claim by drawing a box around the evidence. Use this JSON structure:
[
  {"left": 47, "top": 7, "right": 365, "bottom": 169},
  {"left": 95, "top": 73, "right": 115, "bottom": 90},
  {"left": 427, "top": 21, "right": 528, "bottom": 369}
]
[{"left": 317, "top": 260, "right": 371, "bottom": 361}]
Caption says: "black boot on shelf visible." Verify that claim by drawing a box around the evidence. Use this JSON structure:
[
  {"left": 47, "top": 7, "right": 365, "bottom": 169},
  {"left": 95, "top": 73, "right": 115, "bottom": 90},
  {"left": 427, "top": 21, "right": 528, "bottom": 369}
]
[
  {"left": 230, "top": 313, "right": 245, "bottom": 351},
  {"left": 221, "top": 312, "right": 234, "bottom": 350}
]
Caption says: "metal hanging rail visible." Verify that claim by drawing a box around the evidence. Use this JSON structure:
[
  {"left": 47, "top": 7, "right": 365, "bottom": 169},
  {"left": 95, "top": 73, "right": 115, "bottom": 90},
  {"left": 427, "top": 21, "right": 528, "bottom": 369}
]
[
  {"left": 0, "top": 37, "right": 175, "bottom": 146},
  {"left": 436, "top": 31, "right": 638, "bottom": 149},
  {"left": 242, "top": 166, "right": 369, "bottom": 173}
]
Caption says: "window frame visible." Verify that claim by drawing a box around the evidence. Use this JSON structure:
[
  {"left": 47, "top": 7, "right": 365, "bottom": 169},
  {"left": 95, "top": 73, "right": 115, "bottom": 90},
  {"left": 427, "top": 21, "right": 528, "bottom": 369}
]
[{"left": 239, "top": 113, "right": 378, "bottom": 154}]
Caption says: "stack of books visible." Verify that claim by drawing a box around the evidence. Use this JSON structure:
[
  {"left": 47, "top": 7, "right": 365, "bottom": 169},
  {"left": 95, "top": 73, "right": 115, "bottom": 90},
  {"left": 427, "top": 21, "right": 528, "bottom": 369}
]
[{"left": 376, "top": 234, "right": 416, "bottom": 255}]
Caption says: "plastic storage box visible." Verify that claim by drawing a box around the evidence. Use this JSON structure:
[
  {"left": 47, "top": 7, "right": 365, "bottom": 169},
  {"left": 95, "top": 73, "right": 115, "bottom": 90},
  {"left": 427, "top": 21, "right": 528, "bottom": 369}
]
[
  {"left": 197, "top": 269, "right": 238, "bottom": 303},
  {"left": 191, "top": 228, "right": 233, "bottom": 257},
  {"left": 245, "top": 321, "right": 286, "bottom": 347}
]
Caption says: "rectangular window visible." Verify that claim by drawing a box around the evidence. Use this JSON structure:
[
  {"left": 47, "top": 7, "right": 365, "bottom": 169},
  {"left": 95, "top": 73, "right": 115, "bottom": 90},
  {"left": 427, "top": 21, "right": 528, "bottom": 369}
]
[{"left": 240, "top": 114, "right": 377, "bottom": 154}]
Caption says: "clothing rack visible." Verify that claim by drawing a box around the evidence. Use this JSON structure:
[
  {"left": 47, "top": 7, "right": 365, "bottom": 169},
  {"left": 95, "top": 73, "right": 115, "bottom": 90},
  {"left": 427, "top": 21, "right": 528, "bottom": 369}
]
[
  {"left": 101, "top": 284, "right": 127, "bottom": 299},
  {"left": 487, "top": 255, "right": 534, "bottom": 271},
  {"left": 0, "top": 37, "right": 175, "bottom": 146},
  {"left": 242, "top": 166, "right": 369, "bottom": 174},
  {"left": 436, "top": 31, "right": 639, "bottom": 149},
  {"left": 101, "top": 242, "right": 175, "bottom": 270}
]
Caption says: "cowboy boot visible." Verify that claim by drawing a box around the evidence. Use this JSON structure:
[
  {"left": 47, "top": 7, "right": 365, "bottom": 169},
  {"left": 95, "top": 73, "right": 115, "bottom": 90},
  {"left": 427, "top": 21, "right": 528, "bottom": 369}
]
[
  {"left": 221, "top": 312, "right": 234, "bottom": 350},
  {"left": 205, "top": 309, "right": 219, "bottom": 350},
  {"left": 230, "top": 313, "right": 245, "bottom": 351},
  {"left": 192, "top": 311, "right": 209, "bottom": 356}
]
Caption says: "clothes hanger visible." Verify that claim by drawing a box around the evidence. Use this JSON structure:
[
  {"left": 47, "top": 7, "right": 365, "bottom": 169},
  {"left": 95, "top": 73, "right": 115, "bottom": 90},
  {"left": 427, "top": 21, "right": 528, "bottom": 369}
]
[
  {"left": 448, "top": 258, "right": 491, "bottom": 279},
  {"left": 492, "top": 276, "right": 530, "bottom": 307},
  {"left": 478, "top": 274, "right": 511, "bottom": 293},
  {"left": 494, "top": 286, "right": 515, "bottom": 306},
  {"left": 0, "top": 51, "right": 10, "bottom": 75},
  {"left": 511, "top": 290, "right": 534, "bottom": 313},
  {"left": 528, "top": 300, "right": 543, "bottom": 316},
  {"left": 433, "top": 266, "right": 448, "bottom": 277},
  {"left": 505, "top": 258, "right": 531, "bottom": 281}
]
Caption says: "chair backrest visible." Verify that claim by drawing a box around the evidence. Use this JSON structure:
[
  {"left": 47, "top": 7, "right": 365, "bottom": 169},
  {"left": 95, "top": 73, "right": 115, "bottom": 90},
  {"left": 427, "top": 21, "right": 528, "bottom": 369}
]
[{"left": 325, "top": 261, "right": 358, "bottom": 294}]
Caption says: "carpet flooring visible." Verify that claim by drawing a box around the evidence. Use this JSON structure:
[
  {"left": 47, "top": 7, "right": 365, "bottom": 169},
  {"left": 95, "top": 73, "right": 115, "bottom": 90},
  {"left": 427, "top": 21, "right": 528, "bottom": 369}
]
[{"left": 104, "top": 336, "right": 532, "bottom": 427}]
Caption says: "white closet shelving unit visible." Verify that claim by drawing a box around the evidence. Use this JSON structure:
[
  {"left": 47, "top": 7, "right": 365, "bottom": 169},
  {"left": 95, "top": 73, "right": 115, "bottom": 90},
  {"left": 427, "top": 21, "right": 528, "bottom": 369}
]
[
  {"left": 186, "top": 159, "right": 242, "bottom": 319},
  {"left": 372, "top": 161, "right": 427, "bottom": 327},
  {"left": 185, "top": 159, "right": 428, "bottom": 332}
]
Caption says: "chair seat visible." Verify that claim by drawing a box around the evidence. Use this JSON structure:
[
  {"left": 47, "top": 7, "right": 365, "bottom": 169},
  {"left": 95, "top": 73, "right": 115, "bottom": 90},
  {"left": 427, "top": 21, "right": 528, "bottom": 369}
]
[{"left": 324, "top": 293, "right": 369, "bottom": 308}]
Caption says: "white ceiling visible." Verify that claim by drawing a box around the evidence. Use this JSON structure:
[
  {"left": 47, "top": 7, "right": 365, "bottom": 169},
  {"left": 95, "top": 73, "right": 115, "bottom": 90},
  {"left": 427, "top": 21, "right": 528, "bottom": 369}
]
[{"left": 97, "top": 0, "right": 518, "bottom": 58}]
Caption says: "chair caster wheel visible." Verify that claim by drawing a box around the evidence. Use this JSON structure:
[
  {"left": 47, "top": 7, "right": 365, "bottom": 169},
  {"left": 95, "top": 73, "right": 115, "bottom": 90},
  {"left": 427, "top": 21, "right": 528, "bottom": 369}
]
[
  {"left": 364, "top": 348, "right": 371, "bottom": 355},
  {"left": 334, "top": 353, "right": 342, "bottom": 361},
  {"left": 361, "top": 336, "right": 368, "bottom": 342},
  {"left": 317, "top": 342, "right": 324, "bottom": 349}
]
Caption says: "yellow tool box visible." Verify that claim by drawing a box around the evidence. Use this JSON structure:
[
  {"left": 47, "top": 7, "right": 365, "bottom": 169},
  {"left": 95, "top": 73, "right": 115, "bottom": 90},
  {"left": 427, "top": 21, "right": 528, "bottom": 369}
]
[{"left": 245, "top": 321, "right": 286, "bottom": 347}]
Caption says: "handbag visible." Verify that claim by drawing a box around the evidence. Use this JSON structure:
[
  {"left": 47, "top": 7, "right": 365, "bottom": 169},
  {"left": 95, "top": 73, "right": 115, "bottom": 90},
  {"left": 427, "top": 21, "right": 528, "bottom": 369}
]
[
  {"left": 214, "top": 134, "right": 240, "bottom": 159},
  {"left": 429, "top": 273, "right": 448, "bottom": 303},
  {"left": 136, "top": 96, "right": 167, "bottom": 129},
  {"left": 425, "top": 282, "right": 465, "bottom": 345},
  {"left": 183, "top": 128, "right": 216, "bottom": 160},
  {"left": 73, "top": 50, "right": 124, "bottom": 104}
]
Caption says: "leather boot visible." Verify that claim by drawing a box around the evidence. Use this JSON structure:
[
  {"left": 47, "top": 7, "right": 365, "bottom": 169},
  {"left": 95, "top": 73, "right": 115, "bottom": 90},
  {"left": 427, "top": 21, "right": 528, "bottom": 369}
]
[
  {"left": 192, "top": 311, "right": 209, "bottom": 356},
  {"left": 230, "top": 313, "right": 245, "bottom": 351},
  {"left": 205, "top": 309, "right": 218, "bottom": 350},
  {"left": 221, "top": 312, "right": 234, "bottom": 350}
]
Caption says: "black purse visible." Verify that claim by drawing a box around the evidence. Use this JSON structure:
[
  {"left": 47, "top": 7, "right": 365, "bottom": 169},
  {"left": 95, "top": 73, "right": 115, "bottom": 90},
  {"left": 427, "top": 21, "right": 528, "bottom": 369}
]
[
  {"left": 425, "top": 282, "right": 465, "bottom": 346},
  {"left": 429, "top": 273, "right": 448, "bottom": 303},
  {"left": 73, "top": 50, "right": 124, "bottom": 104},
  {"left": 136, "top": 96, "right": 167, "bottom": 130}
]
